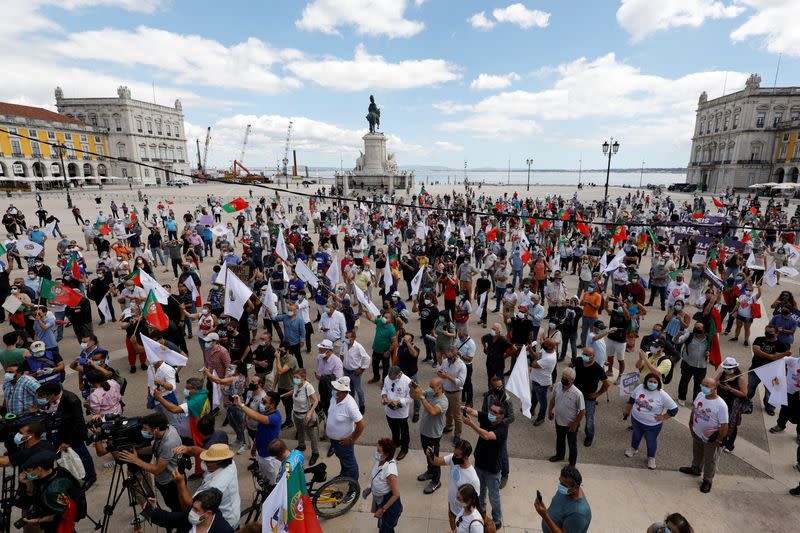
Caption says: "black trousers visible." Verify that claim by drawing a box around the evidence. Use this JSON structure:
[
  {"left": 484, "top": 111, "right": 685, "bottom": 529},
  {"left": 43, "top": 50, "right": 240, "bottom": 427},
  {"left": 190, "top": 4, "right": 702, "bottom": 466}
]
[
  {"left": 372, "top": 350, "right": 389, "bottom": 381},
  {"left": 386, "top": 416, "right": 410, "bottom": 453},
  {"left": 278, "top": 387, "right": 294, "bottom": 420},
  {"left": 555, "top": 423, "right": 578, "bottom": 466},
  {"left": 157, "top": 480, "right": 183, "bottom": 512},
  {"left": 420, "top": 434, "right": 441, "bottom": 484},
  {"left": 304, "top": 322, "right": 313, "bottom": 353},
  {"left": 461, "top": 363, "right": 473, "bottom": 406},
  {"left": 289, "top": 342, "right": 303, "bottom": 369},
  {"left": 677, "top": 361, "right": 707, "bottom": 401}
]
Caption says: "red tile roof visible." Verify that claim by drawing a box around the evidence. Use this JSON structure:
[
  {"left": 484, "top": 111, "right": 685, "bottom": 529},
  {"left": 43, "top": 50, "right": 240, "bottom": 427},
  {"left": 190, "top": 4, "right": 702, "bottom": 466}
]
[{"left": 0, "top": 102, "right": 87, "bottom": 126}]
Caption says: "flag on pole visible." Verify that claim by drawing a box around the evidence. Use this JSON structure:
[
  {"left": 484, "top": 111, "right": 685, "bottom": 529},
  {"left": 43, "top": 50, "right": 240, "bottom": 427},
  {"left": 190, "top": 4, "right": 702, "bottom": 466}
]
[
  {"left": 66, "top": 255, "right": 83, "bottom": 278},
  {"left": 143, "top": 290, "right": 169, "bottom": 331},
  {"left": 410, "top": 265, "right": 425, "bottom": 297},
  {"left": 692, "top": 207, "right": 705, "bottom": 219},
  {"left": 39, "top": 278, "right": 57, "bottom": 300},
  {"left": 753, "top": 358, "right": 788, "bottom": 407},
  {"left": 353, "top": 284, "right": 380, "bottom": 316},
  {"left": 222, "top": 198, "right": 249, "bottom": 213},
  {"left": 224, "top": 270, "right": 253, "bottom": 320},
  {"left": 325, "top": 255, "right": 340, "bottom": 286},
  {"left": 16, "top": 238, "right": 43, "bottom": 257},
  {"left": 707, "top": 308, "right": 722, "bottom": 369},
  {"left": 98, "top": 296, "right": 112, "bottom": 321},
  {"left": 575, "top": 214, "right": 590, "bottom": 236},
  {"left": 712, "top": 197, "right": 724, "bottom": 208},
  {"left": 138, "top": 269, "right": 170, "bottom": 304},
  {"left": 506, "top": 346, "right": 532, "bottom": 418},
  {"left": 141, "top": 334, "right": 188, "bottom": 367},
  {"left": 276, "top": 228, "right": 288, "bottom": 261},
  {"left": 612, "top": 224, "right": 627, "bottom": 244},
  {"left": 294, "top": 260, "right": 319, "bottom": 289},
  {"left": 52, "top": 285, "right": 83, "bottom": 307},
  {"left": 262, "top": 461, "right": 323, "bottom": 533},
  {"left": 182, "top": 275, "right": 202, "bottom": 307},
  {"left": 44, "top": 220, "right": 57, "bottom": 238}
]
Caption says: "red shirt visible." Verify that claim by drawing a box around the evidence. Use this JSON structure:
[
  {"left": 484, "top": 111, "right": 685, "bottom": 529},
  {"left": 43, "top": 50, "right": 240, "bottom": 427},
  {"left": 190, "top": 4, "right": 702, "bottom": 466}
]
[{"left": 442, "top": 276, "right": 457, "bottom": 300}]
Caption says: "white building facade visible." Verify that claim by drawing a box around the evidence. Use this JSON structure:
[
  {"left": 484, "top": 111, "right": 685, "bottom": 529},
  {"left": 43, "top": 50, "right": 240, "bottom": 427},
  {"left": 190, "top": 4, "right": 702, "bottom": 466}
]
[
  {"left": 55, "top": 86, "right": 190, "bottom": 186},
  {"left": 687, "top": 73, "right": 800, "bottom": 191}
]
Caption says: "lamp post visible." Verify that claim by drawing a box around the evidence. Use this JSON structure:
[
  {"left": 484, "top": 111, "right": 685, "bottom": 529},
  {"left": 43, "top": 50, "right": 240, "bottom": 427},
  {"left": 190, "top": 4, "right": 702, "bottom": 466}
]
[
  {"left": 639, "top": 161, "right": 645, "bottom": 188},
  {"left": 57, "top": 144, "right": 72, "bottom": 208},
  {"left": 601, "top": 138, "right": 620, "bottom": 218},
  {"left": 526, "top": 158, "right": 533, "bottom": 191},
  {"left": 463, "top": 160, "right": 467, "bottom": 185}
]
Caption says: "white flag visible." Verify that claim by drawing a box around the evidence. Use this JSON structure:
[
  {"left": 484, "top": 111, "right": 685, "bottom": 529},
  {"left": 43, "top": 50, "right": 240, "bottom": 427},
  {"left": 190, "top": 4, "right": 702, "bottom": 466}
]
[
  {"left": 276, "top": 227, "right": 288, "bottom": 261},
  {"left": 294, "top": 260, "right": 319, "bottom": 289},
  {"left": 786, "top": 357, "right": 800, "bottom": 394},
  {"left": 786, "top": 245, "right": 800, "bottom": 266},
  {"left": 98, "top": 296, "right": 112, "bottom": 321},
  {"left": 216, "top": 261, "right": 229, "bottom": 284},
  {"left": 475, "top": 291, "right": 488, "bottom": 318},
  {"left": 410, "top": 265, "right": 425, "bottom": 296},
  {"left": 383, "top": 262, "right": 393, "bottom": 292},
  {"left": 183, "top": 275, "right": 200, "bottom": 304},
  {"left": 443, "top": 221, "right": 451, "bottom": 241},
  {"left": 550, "top": 254, "right": 561, "bottom": 272},
  {"left": 16, "top": 238, "right": 43, "bottom": 257},
  {"left": 746, "top": 252, "right": 765, "bottom": 270},
  {"left": 141, "top": 334, "right": 188, "bottom": 367},
  {"left": 2, "top": 295, "right": 22, "bottom": 314},
  {"left": 44, "top": 220, "right": 58, "bottom": 238},
  {"left": 778, "top": 266, "right": 799, "bottom": 277},
  {"left": 261, "top": 284, "right": 278, "bottom": 317},
  {"left": 211, "top": 370, "right": 222, "bottom": 410},
  {"left": 599, "top": 252, "right": 608, "bottom": 273},
  {"left": 765, "top": 262, "right": 778, "bottom": 287},
  {"left": 753, "top": 358, "right": 788, "bottom": 407},
  {"left": 210, "top": 224, "right": 229, "bottom": 237},
  {"left": 506, "top": 346, "right": 532, "bottom": 418},
  {"left": 353, "top": 284, "right": 380, "bottom": 316},
  {"left": 138, "top": 269, "right": 170, "bottom": 304},
  {"left": 261, "top": 468, "right": 288, "bottom": 533},
  {"left": 224, "top": 270, "right": 253, "bottom": 319},
  {"left": 326, "top": 255, "right": 340, "bottom": 286}
]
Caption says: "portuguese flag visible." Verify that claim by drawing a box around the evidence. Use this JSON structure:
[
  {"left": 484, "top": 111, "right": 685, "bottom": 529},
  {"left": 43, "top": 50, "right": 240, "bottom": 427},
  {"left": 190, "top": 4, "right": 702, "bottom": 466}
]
[
  {"left": 39, "top": 278, "right": 57, "bottom": 300},
  {"left": 486, "top": 227, "right": 499, "bottom": 241},
  {"left": 612, "top": 223, "right": 627, "bottom": 244},
  {"left": 126, "top": 208, "right": 138, "bottom": 229},
  {"left": 128, "top": 269, "right": 142, "bottom": 287},
  {"left": 52, "top": 284, "right": 83, "bottom": 306},
  {"left": 742, "top": 229, "right": 757, "bottom": 243},
  {"left": 712, "top": 197, "right": 724, "bottom": 208},
  {"left": 66, "top": 255, "right": 83, "bottom": 278},
  {"left": 0, "top": 242, "right": 5, "bottom": 255},
  {"left": 692, "top": 206, "right": 705, "bottom": 219},
  {"left": 222, "top": 197, "right": 249, "bottom": 213},
  {"left": 575, "top": 214, "right": 590, "bottom": 236},
  {"left": 143, "top": 290, "right": 169, "bottom": 331},
  {"left": 263, "top": 461, "right": 323, "bottom": 533},
  {"left": 94, "top": 221, "right": 111, "bottom": 235},
  {"left": 707, "top": 307, "right": 723, "bottom": 368}
]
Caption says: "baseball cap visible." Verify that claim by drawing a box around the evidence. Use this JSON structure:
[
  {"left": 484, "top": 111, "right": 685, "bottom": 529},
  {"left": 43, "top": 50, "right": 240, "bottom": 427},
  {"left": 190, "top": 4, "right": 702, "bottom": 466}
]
[{"left": 205, "top": 332, "right": 220, "bottom": 342}]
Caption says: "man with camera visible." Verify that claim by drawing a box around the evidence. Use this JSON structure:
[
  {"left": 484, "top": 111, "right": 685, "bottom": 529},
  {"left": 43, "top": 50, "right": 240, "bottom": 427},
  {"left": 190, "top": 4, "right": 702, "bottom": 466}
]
[
  {"left": 36, "top": 382, "right": 96, "bottom": 490},
  {"left": 0, "top": 421, "right": 56, "bottom": 468},
  {"left": 117, "top": 412, "right": 183, "bottom": 512},
  {"left": 16, "top": 451, "right": 84, "bottom": 533}
]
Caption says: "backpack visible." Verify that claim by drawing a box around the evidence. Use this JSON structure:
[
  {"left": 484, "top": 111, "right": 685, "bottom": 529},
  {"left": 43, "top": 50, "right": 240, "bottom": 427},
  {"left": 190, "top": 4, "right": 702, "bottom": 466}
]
[
  {"left": 469, "top": 515, "right": 497, "bottom": 533},
  {"left": 657, "top": 354, "right": 675, "bottom": 384},
  {"left": 54, "top": 466, "right": 87, "bottom": 521}
]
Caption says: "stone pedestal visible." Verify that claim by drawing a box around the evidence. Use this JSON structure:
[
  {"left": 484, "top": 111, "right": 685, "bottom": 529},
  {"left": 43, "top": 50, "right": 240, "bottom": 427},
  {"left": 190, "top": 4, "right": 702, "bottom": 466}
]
[
  {"left": 337, "top": 130, "right": 413, "bottom": 193},
  {"left": 362, "top": 133, "right": 387, "bottom": 174}
]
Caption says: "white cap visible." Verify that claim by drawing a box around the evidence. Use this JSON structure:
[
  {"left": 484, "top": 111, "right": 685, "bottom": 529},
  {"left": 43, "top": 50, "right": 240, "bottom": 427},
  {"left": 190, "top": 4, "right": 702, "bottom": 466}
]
[
  {"left": 205, "top": 332, "right": 220, "bottom": 342},
  {"left": 317, "top": 339, "right": 334, "bottom": 350},
  {"left": 331, "top": 376, "right": 351, "bottom": 392}
]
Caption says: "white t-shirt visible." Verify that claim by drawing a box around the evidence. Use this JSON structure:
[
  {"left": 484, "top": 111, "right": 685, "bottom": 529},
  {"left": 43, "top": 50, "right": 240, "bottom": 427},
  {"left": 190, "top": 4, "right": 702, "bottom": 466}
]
[
  {"left": 369, "top": 459, "right": 398, "bottom": 497},
  {"left": 382, "top": 374, "right": 412, "bottom": 419},
  {"left": 456, "top": 507, "right": 484, "bottom": 533},
  {"left": 737, "top": 293, "right": 757, "bottom": 318},
  {"left": 587, "top": 335, "right": 606, "bottom": 367},
  {"left": 444, "top": 454, "right": 481, "bottom": 514},
  {"left": 326, "top": 394, "right": 363, "bottom": 441},
  {"left": 292, "top": 381, "right": 316, "bottom": 414},
  {"left": 530, "top": 349, "right": 557, "bottom": 386},
  {"left": 629, "top": 385, "right": 678, "bottom": 426},
  {"left": 154, "top": 363, "right": 177, "bottom": 393},
  {"left": 691, "top": 392, "right": 729, "bottom": 442}
]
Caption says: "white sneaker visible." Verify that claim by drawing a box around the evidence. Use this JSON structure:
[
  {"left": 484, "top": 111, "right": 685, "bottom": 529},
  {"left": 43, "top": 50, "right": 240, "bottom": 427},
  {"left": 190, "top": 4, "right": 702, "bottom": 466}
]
[
  {"left": 677, "top": 399, "right": 686, "bottom": 407},
  {"left": 624, "top": 447, "right": 637, "bottom": 458},
  {"left": 647, "top": 457, "right": 656, "bottom": 470},
  {"left": 613, "top": 377, "right": 621, "bottom": 386}
]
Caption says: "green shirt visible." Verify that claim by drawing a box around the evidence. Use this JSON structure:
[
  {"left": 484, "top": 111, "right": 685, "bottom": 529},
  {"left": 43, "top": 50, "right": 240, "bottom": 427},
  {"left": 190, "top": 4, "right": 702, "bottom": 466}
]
[
  {"left": 0, "top": 348, "right": 25, "bottom": 370},
  {"left": 372, "top": 318, "right": 397, "bottom": 353},
  {"left": 276, "top": 355, "right": 299, "bottom": 390}
]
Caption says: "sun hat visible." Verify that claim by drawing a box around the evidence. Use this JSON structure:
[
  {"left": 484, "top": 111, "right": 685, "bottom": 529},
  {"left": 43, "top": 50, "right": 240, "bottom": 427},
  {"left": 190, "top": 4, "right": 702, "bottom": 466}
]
[
  {"left": 199, "top": 443, "right": 234, "bottom": 462},
  {"left": 721, "top": 357, "right": 739, "bottom": 369},
  {"left": 331, "top": 376, "right": 351, "bottom": 392}
]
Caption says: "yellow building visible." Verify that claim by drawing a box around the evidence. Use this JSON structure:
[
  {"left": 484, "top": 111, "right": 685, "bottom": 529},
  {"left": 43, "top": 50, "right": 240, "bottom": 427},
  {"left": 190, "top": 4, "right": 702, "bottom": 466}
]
[
  {"left": 773, "top": 125, "right": 800, "bottom": 183},
  {"left": 0, "top": 102, "right": 110, "bottom": 189}
]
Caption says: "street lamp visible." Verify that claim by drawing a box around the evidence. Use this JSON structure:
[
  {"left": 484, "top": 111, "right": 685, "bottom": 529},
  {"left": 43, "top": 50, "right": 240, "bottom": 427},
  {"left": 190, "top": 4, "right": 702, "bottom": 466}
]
[
  {"left": 56, "top": 144, "right": 73, "bottom": 208},
  {"left": 601, "top": 138, "right": 620, "bottom": 218},
  {"left": 526, "top": 158, "right": 533, "bottom": 191},
  {"left": 639, "top": 161, "right": 645, "bottom": 188}
]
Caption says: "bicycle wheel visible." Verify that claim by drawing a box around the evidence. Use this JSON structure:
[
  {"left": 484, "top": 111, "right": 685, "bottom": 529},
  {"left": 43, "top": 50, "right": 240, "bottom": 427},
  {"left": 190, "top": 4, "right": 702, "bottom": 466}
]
[{"left": 312, "top": 476, "right": 360, "bottom": 519}]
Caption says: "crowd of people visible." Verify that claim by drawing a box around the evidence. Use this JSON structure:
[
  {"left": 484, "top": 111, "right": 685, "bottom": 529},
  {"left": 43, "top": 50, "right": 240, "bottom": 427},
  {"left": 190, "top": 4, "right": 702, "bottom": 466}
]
[{"left": 0, "top": 184, "right": 797, "bottom": 532}]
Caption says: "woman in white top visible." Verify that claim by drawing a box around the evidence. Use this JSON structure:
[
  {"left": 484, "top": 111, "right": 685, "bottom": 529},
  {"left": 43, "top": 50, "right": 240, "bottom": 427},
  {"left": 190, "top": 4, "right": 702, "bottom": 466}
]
[
  {"left": 369, "top": 438, "right": 402, "bottom": 533},
  {"left": 451, "top": 484, "right": 485, "bottom": 533},
  {"left": 733, "top": 283, "right": 761, "bottom": 346},
  {"left": 530, "top": 338, "right": 558, "bottom": 425},
  {"left": 622, "top": 374, "right": 679, "bottom": 470}
]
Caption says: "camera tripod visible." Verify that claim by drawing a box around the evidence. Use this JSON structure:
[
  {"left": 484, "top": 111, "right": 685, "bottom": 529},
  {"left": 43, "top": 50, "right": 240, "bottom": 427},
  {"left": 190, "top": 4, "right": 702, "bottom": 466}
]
[{"left": 99, "top": 461, "right": 153, "bottom": 533}]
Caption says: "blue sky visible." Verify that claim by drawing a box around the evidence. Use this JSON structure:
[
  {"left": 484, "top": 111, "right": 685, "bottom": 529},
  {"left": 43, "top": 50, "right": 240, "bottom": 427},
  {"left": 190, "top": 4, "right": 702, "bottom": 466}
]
[{"left": 2, "top": 1, "right": 798, "bottom": 170}]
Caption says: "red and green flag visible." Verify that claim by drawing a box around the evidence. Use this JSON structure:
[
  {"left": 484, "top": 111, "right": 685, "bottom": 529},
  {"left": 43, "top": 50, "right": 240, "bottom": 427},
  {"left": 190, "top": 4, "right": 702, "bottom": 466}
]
[
  {"left": 263, "top": 461, "right": 323, "bottom": 533},
  {"left": 557, "top": 209, "right": 570, "bottom": 221},
  {"left": 707, "top": 307, "right": 723, "bottom": 368},
  {"left": 222, "top": 197, "right": 249, "bottom": 213},
  {"left": 612, "top": 224, "right": 627, "bottom": 244},
  {"left": 39, "top": 278, "right": 57, "bottom": 300},
  {"left": 575, "top": 214, "right": 590, "bottom": 236},
  {"left": 712, "top": 197, "right": 724, "bottom": 208},
  {"left": 742, "top": 229, "right": 757, "bottom": 243},
  {"left": 143, "top": 290, "right": 169, "bottom": 331},
  {"left": 52, "top": 284, "right": 83, "bottom": 306},
  {"left": 486, "top": 227, "right": 499, "bottom": 241},
  {"left": 66, "top": 255, "right": 83, "bottom": 278},
  {"left": 94, "top": 221, "right": 111, "bottom": 235},
  {"left": 692, "top": 206, "right": 705, "bottom": 219},
  {"left": 128, "top": 269, "right": 142, "bottom": 287},
  {"left": 126, "top": 208, "right": 138, "bottom": 229},
  {"left": 0, "top": 242, "right": 7, "bottom": 255}
]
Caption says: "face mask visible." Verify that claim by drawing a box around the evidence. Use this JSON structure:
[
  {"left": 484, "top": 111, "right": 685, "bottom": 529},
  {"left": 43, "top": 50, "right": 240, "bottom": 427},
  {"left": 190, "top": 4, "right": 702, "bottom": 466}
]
[
  {"left": 32, "top": 351, "right": 44, "bottom": 358},
  {"left": 201, "top": 462, "right": 209, "bottom": 473},
  {"left": 10, "top": 289, "right": 17, "bottom": 295},
  {"left": 651, "top": 330, "right": 660, "bottom": 337},
  {"left": 646, "top": 381, "right": 658, "bottom": 391},
  {"left": 694, "top": 329, "right": 703, "bottom": 335},
  {"left": 28, "top": 274, "right": 36, "bottom": 280},
  {"left": 36, "top": 397, "right": 49, "bottom": 405},
  {"left": 331, "top": 390, "right": 337, "bottom": 399},
  {"left": 700, "top": 385, "right": 712, "bottom": 396},
  {"left": 258, "top": 403, "right": 268, "bottom": 414},
  {"left": 201, "top": 309, "right": 209, "bottom": 315},
  {"left": 674, "top": 305, "right": 682, "bottom": 312},
  {"left": 141, "top": 430, "right": 152, "bottom": 439},
  {"left": 452, "top": 455, "right": 465, "bottom": 466},
  {"left": 580, "top": 355, "right": 591, "bottom": 363},
  {"left": 373, "top": 451, "right": 382, "bottom": 461},
  {"left": 548, "top": 323, "right": 556, "bottom": 329},
  {"left": 487, "top": 413, "right": 498, "bottom": 423},
  {"left": 557, "top": 483, "right": 570, "bottom": 495},
  {"left": 183, "top": 388, "right": 191, "bottom": 397},
  {"left": 676, "top": 277, "right": 683, "bottom": 283},
  {"left": 187, "top": 510, "right": 204, "bottom": 526},
  {"left": 24, "top": 472, "right": 38, "bottom": 481},
  {"left": 587, "top": 287, "right": 594, "bottom": 293},
  {"left": 79, "top": 342, "right": 90, "bottom": 351},
  {"left": 293, "top": 378, "right": 302, "bottom": 386},
  {"left": 13, "top": 433, "right": 28, "bottom": 446},
  {"left": 561, "top": 378, "right": 570, "bottom": 387},
  {"left": 4, "top": 373, "right": 14, "bottom": 383}
]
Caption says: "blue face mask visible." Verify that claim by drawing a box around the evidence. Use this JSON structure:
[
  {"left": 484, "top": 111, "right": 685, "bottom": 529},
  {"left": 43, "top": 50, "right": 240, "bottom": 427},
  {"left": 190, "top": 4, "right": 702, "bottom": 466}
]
[
  {"left": 700, "top": 385, "right": 712, "bottom": 396},
  {"left": 487, "top": 413, "right": 498, "bottom": 423},
  {"left": 183, "top": 388, "right": 191, "bottom": 397},
  {"left": 36, "top": 398, "right": 48, "bottom": 406},
  {"left": 13, "top": 433, "right": 27, "bottom": 446},
  {"left": 24, "top": 472, "right": 38, "bottom": 481},
  {"left": 557, "top": 483, "right": 570, "bottom": 495},
  {"left": 141, "top": 430, "right": 153, "bottom": 439},
  {"left": 580, "top": 355, "right": 591, "bottom": 364},
  {"left": 651, "top": 330, "right": 660, "bottom": 337},
  {"left": 646, "top": 381, "right": 658, "bottom": 391},
  {"left": 293, "top": 378, "right": 302, "bottom": 386}
]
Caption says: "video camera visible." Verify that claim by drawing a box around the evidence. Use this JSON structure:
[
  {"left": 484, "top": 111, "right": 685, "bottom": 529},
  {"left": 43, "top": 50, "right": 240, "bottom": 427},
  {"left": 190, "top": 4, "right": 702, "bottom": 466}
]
[
  {"left": 85, "top": 414, "right": 146, "bottom": 452},
  {"left": 0, "top": 412, "right": 61, "bottom": 452}
]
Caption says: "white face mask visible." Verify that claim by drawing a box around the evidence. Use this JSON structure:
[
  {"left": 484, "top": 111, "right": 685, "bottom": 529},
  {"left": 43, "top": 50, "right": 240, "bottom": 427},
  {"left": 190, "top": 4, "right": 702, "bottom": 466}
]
[{"left": 187, "top": 510, "right": 204, "bottom": 525}]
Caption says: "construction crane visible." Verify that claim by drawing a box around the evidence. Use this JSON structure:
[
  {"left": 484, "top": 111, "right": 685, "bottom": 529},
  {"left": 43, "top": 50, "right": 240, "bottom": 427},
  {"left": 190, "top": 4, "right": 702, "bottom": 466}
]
[
  {"left": 239, "top": 124, "right": 251, "bottom": 165},
  {"left": 202, "top": 126, "right": 211, "bottom": 173},
  {"left": 195, "top": 139, "right": 203, "bottom": 173},
  {"left": 281, "top": 121, "right": 293, "bottom": 186}
]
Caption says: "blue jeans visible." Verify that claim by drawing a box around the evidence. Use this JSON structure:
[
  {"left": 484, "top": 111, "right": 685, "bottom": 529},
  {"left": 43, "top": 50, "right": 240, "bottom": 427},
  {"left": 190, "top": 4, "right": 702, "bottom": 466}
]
[
  {"left": 475, "top": 467, "right": 502, "bottom": 524},
  {"left": 55, "top": 310, "right": 65, "bottom": 341},
  {"left": 493, "top": 287, "right": 505, "bottom": 310},
  {"left": 330, "top": 440, "right": 359, "bottom": 480},
  {"left": 72, "top": 442, "right": 97, "bottom": 483},
  {"left": 409, "top": 373, "right": 420, "bottom": 418},
  {"left": 344, "top": 369, "right": 366, "bottom": 411},
  {"left": 631, "top": 417, "right": 663, "bottom": 458},
  {"left": 580, "top": 316, "right": 595, "bottom": 346},
  {"left": 584, "top": 399, "right": 596, "bottom": 440},
  {"left": 376, "top": 494, "right": 402, "bottom": 533},
  {"left": 510, "top": 269, "right": 523, "bottom": 290},
  {"left": 747, "top": 371, "right": 773, "bottom": 411},
  {"left": 203, "top": 239, "right": 213, "bottom": 257},
  {"left": 531, "top": 381, "right": 549, "bottom": 420}
]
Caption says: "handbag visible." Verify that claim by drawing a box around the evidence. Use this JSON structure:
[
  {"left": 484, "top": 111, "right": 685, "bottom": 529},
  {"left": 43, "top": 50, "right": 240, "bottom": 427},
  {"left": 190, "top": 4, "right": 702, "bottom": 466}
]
[
  {"left": 750, "top": 302, "right": 762, "bottom": 319},
  {"left": 57, "top": 447, "right": 86, "bottom": 481}
]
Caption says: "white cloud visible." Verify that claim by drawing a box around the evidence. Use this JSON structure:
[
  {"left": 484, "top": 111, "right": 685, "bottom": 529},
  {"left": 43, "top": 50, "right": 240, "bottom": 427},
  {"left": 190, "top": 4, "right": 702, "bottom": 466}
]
[
  {"left": 492, "top": 3, "right": 550, "bottom": 29},
  {"left": 438, "top": 53, "right": 749, "bottom": 139},
  {"left": 295, "top": 0, "right": 424, "bottom": 38},
  {"left": 729, "top": 0, "right": 800, "bottom": 57},
  {"left": 433, "top": 141, "right": 464, "bottom": 152},
  {"left": 47, "top": 26, "right": 303, "bottom": 95},
  {"left": 617, "top": 0, "right": 745, "bottom": 42},
  {"left": 51, "top": 0, "right": 165, "bottom": 13},
  {"left": 469, "top": 11, "right": 496, "bottom": 30},
  {"left": 470, "top": 72, "right": 521, "bottom": 90},
  {"left": 285, "top": 44, "right": 460, "bottom": 91}
]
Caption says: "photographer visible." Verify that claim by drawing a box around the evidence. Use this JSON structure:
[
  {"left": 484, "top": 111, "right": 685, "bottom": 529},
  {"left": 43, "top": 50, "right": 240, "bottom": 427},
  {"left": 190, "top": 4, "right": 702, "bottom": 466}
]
[
  {"left": 146, "top": 488, "right": 233, "bottom": 533},
  {"left": 17, "top": 451, "right": 84, "bottom": 533},
  {"left": 0, "top": 421, "right": 56, "bottom": 468},
  {"left": 36, "top": 382, "right": 96, "bottom": 490},
  {"left": 117, "top": 412, "right": 183, "bottom": 512}
]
